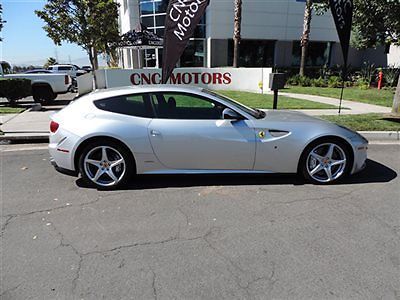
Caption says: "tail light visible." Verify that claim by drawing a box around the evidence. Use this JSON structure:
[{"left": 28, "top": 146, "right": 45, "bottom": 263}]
[
  {"left": 65, "top": 75, "right": 69, "bottom": 84},
  {"left": 50, "top": 121, "right": 59, "bottom": 133}
]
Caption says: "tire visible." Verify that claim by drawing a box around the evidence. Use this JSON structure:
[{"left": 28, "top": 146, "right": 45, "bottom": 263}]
[
  {"left": 78, "top": 140, "right": 134, "bottom": 190},
  {"left": 32, "top": 85, "right": 55, "bottom": 105},
  {"left": 299, "top": 139, "right": 352, "bottom": 184}
]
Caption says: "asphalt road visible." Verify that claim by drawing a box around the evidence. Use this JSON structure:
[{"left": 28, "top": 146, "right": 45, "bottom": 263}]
[{"left": 1, "top": 144, "right": 399, "bottom": 299}]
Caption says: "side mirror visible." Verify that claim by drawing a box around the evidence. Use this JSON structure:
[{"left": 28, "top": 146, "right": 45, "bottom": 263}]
[{"left": 223, "top": 108, "right": 243, "bottom": 120}]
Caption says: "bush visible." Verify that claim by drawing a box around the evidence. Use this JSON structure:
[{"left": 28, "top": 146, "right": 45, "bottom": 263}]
[
  {"left": 355, "top": 78, "right": 370, "bottom": 90},
  {"left": 286, "top": 75, "right": 301, "bottom": 86},
  {"left": 311, "top": 77, "right": 328, "bottom": 87},
  {"left": 327, "top": 76, "right": 342, "bottom": 88},
  {"left": 0, "top": 78, "right": 32, "bottom": 104}
]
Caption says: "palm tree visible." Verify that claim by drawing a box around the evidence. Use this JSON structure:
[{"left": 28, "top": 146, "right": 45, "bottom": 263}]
[
  {"left": 299, "top": 0, "right": 313, "bottom": 76},
  {"left": 233, "top": 0, "right": 242, "bottom": 68}
]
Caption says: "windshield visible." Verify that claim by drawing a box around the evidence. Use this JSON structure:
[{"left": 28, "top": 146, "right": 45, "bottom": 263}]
[{"left": 202, "top": 89, "right": 265, "bottom": 119}]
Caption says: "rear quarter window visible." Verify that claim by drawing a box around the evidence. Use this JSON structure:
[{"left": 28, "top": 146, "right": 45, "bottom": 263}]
[{"left": 94, "top": 94, "right": 153, "bottom": 118}]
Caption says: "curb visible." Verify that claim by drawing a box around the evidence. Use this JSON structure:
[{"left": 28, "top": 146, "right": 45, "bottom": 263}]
[{"left": 359, "top": 131, "right": 400, "bottom": 141}]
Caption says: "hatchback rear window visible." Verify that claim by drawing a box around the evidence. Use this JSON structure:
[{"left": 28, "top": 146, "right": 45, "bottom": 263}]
[{"left": 94, "top": 94, "right": 153, "bottom": 118}]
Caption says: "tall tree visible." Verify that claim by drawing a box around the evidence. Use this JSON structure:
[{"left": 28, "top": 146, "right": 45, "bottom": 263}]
[
  {"left": 233, "top": 0, "right": 242, "bottom": 68},
  {"left": 35, "top": 0, "right": 120, "bottom": 75},
  {"left": 315, "top": 0, "right": 400, "bottom": 113},
  {"left": 299, "top": 0, "right": 313, "bottom": 76}
]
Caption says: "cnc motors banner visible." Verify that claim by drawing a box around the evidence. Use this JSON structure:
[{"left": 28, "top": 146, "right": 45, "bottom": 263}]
[
  {"left": 162, "top": 0, "right": 210, "bottom": 84},
  {"left": 329, "top": 0, "right": 353, "bottom": 67}
]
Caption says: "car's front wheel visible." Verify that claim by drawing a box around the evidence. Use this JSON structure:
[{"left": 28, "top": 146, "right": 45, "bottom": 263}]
[
  {"left": 300, "top": 139, "right": 351, "bottom": 184},
  {"left": 79, "top": 141, "right": 134, "bottom": 190}
]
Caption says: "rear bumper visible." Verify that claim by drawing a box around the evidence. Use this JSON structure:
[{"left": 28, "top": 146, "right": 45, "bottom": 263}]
[
  {"left": 48, "top": 127, "right": 81, "bottom": 172},
  {"left": 50, "top": 157, "right": 78, "bottom": 176}
]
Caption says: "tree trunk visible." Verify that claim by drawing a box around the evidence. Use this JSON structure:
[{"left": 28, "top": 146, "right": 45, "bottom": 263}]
[
  {"left": 392, "top": 76, "right": 400, "bottom": 114},
  {"left": 88, "top": 46, "right": 98, "bottom": 89},
  {"left": 300, "top": 0, "right": 312, "bottom": 77},
  {"left": 233, "top": 0, "right": 242, "bottom": 68}
]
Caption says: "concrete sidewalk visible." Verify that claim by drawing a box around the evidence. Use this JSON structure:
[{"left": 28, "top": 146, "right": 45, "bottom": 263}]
[
  {"left": 0, "top": 108, "right": 56, "bottom": 140},
  {"left": 281, "top": 92, "right": 392, "bottom": 115}
]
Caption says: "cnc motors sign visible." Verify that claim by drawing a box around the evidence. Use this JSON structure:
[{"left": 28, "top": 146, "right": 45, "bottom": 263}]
[
  {"left": 162, "top": 0, "right": 210, "bottom": 83},
  {"left": 79, "top": 68, "right": 273, "bottom": 95},
  {"left": 130, "top": 71, "right": 232, "bottom": 86}
]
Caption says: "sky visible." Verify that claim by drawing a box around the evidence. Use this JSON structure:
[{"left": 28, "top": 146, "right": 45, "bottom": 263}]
[{"left": 0, "top": 0, "right": 102, "bottom": 67}]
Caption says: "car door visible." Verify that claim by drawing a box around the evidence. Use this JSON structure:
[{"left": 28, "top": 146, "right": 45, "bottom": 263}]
[{"left": 147, "top": 92, "right": 256, "bottom": 171}]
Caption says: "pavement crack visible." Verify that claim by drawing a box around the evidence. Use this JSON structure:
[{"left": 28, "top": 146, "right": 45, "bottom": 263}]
[
  {"left": 49, "top": 223, "right": 84, "bottom": 294},
  {"left": 83, "top": 235, "right": 179, "bottom": 256},
  {"left": 150, "top": 268, "right": 158, "bottom": 300},
  {"left": 275, "top": 188, "right": 361, "bottom": 205},
  {"left": 0, "top": 215, "right": 15, "bottom": 237},
  {"left": 1, "top": 192, "right": 119, "bottom": 222}
]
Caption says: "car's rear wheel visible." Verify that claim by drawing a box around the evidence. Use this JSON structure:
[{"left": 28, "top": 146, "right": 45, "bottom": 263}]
[
  {"left": 79, "top": 141, "right": 133, "bottom": 190},
  {"left": 300, "top": 140, "right": 351, "bottom": 184}
]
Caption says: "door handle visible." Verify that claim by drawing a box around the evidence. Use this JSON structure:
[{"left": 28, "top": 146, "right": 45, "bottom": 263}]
[{"left": 150, "top": 130, "right": 161, "bottom": 137}]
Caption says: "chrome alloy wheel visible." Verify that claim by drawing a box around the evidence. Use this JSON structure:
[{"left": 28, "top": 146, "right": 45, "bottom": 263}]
[
  {"left": 306, "top": 143, "right": 347, "bottom": 183},
  {"left": 83, "top": 146, "right": 126, "bottom": 187}
]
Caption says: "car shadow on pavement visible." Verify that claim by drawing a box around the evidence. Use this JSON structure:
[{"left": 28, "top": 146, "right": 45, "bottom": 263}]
[{"left": 75, "top": 159, "right": 397, "bottom": 190}]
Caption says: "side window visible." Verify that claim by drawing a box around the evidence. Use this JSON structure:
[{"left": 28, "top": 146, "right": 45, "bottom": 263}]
[
  {"left": 151, "top": 92, "right": 226, "bottom": 120},
  {"left": 94, "top": 94, "right": 153, "bottom": 118},
  {"left": 47, "top": 66, "right": 53, "bottom": 70}
]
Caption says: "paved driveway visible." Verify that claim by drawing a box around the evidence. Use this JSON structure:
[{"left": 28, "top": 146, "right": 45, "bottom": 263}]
[{"left": 1, "top": 144, "right": 399, "bottom": 299}]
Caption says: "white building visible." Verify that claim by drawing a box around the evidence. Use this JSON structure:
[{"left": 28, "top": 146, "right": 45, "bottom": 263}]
[{"left": 116, "top": 0, "right": 399, "bottom": 70}]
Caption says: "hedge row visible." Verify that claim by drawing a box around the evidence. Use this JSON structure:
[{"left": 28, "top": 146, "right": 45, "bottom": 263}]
[{"left": 0, "top": 78, "right": 32, "bottom": 101}]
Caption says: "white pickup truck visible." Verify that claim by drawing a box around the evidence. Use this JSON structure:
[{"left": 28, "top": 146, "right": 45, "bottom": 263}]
[{"left": 1, "top": 65, "right": 73, "bottom": 104}]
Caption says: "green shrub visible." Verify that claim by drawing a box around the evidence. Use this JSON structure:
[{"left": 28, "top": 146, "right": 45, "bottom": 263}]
[
  {"left": 311, "top": 77, "right": 328, "bottom": 87},
  {"left": 0, "top": 78, "right": 32, "bottom": 102},
  {"left": 298, "top": 76, "right": 312, "bottom": 87},
  {"left": 356, "top": 78, "right": 370, "bottom": 90},
  {"left": 328, "top": 76, "right": 342, "bottom": 88},
  {"left": 286, "top": 75, "right": 301, "bottom": 86}
]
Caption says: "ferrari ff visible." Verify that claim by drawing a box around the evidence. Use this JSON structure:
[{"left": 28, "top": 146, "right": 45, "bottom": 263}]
[{"left": 49, "top": 86, "right": 368, "bottom": 189}]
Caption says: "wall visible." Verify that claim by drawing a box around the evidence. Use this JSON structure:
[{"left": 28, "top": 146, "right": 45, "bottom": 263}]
[
  {"left": 78, "top": 68, "right": 273, "bottom": 95},
  {"left": 388, "top": 45, "right": 400, "bottom": 67}
]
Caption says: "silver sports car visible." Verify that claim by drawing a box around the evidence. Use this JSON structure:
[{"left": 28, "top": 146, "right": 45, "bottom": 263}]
[{"left": 49, "top": 85, "right": 368, "bottom": 189}]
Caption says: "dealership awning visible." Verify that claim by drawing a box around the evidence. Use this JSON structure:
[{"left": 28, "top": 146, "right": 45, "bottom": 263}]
[{"left": 113, "top": 23, "right": 163, "bottom": 49}]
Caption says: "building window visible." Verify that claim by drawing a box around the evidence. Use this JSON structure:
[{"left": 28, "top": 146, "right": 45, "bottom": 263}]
[
  {"left": 139, "top": 0, "right": 206, "bottom": 68},
  {"left": 227, "top": 40, "right": 276, "bottom": 67},
  {"left": 180, "top": 40, "right": 205, "bottom": 67},
  {"left": 291, "top": 41, "right": 332, "bottom": 66}
]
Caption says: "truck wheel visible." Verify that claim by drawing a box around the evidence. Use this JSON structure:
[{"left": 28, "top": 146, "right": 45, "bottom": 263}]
[
  {"left": 32, "top": 85, "right": 55, "bottom": 105},
  {"left": 7, "top": 98, "right": 18, "bottom": 107}
]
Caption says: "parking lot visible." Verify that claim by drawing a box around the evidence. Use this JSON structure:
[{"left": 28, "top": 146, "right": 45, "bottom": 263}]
[{"left": 1, "top": 143, "right": 399, "bottom": 299}]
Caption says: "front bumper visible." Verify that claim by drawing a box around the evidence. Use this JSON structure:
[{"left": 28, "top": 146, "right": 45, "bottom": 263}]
[{"left": 351, "top": 143, "right": 368, "bottom": 175}]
